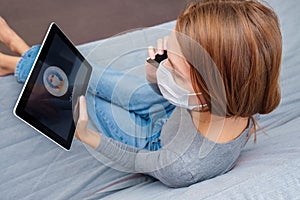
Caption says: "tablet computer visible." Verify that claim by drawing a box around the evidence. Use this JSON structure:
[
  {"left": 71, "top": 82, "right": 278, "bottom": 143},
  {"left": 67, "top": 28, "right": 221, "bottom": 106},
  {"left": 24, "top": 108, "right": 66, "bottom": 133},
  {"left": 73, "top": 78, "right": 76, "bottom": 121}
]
[{"left": 14, "top": 23, "right": 92, "bottom": 150}]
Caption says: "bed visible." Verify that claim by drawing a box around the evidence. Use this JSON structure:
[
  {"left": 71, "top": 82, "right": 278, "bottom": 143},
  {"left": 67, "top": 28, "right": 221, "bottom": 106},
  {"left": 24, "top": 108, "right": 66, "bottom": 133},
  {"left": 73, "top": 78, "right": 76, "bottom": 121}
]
[{"left": 1, "top": 0, "right": 300, "bottom": 199}]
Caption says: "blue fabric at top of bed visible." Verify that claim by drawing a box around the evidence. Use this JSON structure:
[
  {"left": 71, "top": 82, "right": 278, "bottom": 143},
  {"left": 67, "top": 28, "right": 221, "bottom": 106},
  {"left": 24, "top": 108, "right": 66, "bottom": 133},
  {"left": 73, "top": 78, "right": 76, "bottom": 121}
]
[{"left": 0, "top": 0, "right": 300, "bottom": 199}]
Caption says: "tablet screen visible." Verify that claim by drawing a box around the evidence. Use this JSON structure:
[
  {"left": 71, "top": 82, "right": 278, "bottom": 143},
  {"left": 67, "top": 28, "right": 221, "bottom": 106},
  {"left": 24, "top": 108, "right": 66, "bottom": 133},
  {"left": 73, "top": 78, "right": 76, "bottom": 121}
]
[{"left": 14, "top": 23, "right": 92, "bottom": 150}]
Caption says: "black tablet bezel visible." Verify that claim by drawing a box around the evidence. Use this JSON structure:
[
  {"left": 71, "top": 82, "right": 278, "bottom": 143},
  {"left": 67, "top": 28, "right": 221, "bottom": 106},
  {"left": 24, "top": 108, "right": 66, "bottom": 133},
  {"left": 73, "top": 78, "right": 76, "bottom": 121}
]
[{"left": 14, "top": 23, "right": 92, "bottom": 150}]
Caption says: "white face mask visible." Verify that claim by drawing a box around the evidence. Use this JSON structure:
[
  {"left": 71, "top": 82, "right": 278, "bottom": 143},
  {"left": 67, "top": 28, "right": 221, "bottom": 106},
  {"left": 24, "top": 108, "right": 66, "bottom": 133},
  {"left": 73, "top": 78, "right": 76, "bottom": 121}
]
[{"left": 156, "top": 59, "right": 206, "bottom": 110}]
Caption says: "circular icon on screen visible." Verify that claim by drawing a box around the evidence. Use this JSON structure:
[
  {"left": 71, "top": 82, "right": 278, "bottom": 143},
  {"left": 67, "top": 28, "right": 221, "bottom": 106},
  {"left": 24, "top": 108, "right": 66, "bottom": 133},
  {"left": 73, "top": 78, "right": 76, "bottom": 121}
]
[{"left": 43, "top": 66, "right": 68, "bottom": 97}]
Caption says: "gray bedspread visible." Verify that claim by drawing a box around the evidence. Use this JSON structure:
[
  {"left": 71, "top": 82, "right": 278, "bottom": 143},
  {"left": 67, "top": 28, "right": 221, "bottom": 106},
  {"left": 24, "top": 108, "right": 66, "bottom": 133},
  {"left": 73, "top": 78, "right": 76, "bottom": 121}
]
[{"left": 1, "top": 0, "right": 300, "bottom": 199}]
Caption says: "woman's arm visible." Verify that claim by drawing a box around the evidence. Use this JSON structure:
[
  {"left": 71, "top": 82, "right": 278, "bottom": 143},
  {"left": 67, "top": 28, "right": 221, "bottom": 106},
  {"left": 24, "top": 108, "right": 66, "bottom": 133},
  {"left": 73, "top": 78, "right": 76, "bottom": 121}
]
[{"left": 75, "top": 96, "right": 192, "bottom": 187}]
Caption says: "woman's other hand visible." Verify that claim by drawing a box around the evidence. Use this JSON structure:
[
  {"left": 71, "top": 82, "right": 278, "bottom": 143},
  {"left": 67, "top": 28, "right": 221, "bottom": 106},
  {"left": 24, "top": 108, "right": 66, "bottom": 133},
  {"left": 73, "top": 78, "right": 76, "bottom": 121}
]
[
  {"left": 75, "top": 96, "right": 101, "bottom": 149},
  {"left": 145, "top": 36, "right": 168, "bottom": 83}
]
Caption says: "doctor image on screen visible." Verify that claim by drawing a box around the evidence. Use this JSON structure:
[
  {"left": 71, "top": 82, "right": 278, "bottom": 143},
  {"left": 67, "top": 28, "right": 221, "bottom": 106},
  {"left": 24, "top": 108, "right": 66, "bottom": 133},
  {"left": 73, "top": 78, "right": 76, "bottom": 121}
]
[{"left": 43, "top": 66, "right": 68, "bottom": 97}]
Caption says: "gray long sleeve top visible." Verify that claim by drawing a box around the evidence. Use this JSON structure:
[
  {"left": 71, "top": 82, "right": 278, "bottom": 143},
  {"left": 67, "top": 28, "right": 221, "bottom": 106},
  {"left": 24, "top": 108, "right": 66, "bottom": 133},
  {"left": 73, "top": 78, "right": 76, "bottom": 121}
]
[{"left": 96, "top": 107, "right": 256, "bottom": 188}]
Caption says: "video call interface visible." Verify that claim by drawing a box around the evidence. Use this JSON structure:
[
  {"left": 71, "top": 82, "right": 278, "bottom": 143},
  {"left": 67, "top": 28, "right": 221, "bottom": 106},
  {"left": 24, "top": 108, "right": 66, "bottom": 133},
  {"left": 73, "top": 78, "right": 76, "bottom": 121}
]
[{"left": 25, "top": 34, "right": 87, "bottom": 140}]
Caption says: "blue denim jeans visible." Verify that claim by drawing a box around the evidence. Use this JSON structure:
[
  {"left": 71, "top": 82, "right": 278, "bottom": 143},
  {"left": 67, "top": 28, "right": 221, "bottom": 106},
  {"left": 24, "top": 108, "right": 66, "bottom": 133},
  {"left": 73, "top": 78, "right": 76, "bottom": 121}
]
[{"left": 15, "top": 45, "right": 175, "bottom": 151}]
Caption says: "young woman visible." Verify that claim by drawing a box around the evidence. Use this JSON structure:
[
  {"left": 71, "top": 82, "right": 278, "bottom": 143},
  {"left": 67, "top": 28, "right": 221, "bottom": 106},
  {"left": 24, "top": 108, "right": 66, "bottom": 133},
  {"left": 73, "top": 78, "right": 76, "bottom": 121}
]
[{"left": 0, "top": 0, "right": 282, "bottom": 188}]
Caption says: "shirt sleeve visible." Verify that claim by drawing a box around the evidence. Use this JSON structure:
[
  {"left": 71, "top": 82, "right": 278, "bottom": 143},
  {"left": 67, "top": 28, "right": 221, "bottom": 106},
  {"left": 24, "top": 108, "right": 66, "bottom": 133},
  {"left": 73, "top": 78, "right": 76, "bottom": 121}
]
[{"left": 95, "top": 134, "right": 194, "bottom": 188}]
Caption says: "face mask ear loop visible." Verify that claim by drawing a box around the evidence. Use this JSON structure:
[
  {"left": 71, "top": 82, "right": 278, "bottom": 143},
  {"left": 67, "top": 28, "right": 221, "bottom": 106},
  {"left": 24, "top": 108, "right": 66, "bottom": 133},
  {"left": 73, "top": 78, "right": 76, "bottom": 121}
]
[{"left": 187, "top": 92, "right": 209, "bottom": 111}]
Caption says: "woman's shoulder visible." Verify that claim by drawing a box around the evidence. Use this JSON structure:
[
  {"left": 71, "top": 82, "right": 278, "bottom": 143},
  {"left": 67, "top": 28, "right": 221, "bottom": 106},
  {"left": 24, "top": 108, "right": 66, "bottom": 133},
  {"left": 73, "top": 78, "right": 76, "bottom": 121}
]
[{"left": 161, "top": 107, "right": 255, "bottom": 147}]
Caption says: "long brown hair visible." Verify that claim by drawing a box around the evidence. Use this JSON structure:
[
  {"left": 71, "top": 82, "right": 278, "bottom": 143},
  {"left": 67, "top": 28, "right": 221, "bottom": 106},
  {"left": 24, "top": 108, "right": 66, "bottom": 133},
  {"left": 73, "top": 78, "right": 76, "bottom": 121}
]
[{"left": 175, "top": 0, "right": 282, "bottom": 142}]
